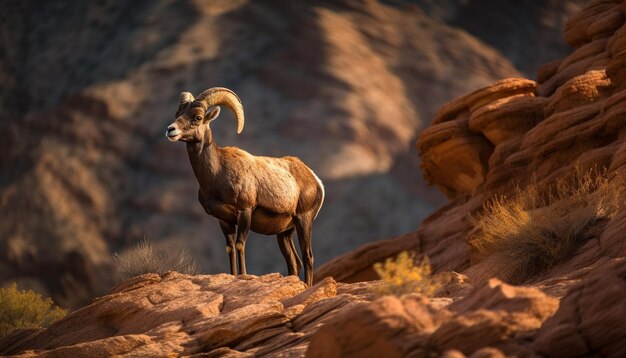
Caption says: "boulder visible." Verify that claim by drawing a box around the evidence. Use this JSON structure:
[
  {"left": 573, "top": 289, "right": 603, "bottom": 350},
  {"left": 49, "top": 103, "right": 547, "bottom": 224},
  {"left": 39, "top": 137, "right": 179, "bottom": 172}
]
[{"left": 534, "top": 258, "right": 626, "bottom": 357}]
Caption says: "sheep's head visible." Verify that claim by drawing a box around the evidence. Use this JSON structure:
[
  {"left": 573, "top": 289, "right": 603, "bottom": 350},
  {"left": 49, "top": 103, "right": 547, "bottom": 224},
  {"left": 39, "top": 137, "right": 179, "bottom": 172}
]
[{"left": 166, "top": 87, "right": 244, "bottom": 143}]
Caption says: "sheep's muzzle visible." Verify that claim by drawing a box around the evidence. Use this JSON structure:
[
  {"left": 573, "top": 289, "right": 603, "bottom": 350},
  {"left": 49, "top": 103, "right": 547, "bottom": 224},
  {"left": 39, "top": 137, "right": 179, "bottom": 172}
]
[{"left": 166, "top": 124, "right": 182, "bottom": 141}]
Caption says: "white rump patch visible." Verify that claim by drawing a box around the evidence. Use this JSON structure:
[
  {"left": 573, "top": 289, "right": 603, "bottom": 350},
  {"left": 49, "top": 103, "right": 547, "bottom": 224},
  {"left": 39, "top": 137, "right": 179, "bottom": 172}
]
[{"left": 308, "top": 167, "right": 325, "bottom": 219}]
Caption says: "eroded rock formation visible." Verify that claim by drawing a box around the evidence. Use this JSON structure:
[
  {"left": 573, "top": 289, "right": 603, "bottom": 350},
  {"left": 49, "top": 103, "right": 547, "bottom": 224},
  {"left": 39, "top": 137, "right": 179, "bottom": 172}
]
[
  {"left": 5, "top": 258, "right": 625, "bottom": 356},
  {"left": 0, "top": 273, "right": 357, "bottom": 356},
  {"left": 317, "top": 0, "right": 626, "bottom": 291},
  {"left": 3, "top": 1, "right": 626, "bottom": 356},
  {"left": 313, "top": 0, "right": 626, "bottom": 355},
  {"left": 1, "top": 0, "right": 525, "bottom": 308}
]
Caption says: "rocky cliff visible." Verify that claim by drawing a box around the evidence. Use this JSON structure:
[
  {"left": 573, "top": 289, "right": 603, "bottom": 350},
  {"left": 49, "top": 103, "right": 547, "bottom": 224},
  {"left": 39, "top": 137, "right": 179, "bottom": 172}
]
[
  {"left": 2, "top": 0, "right": 626, "bottom": 356},
  {"left": 2, "top": 259, "right": 625, "bottom": 356},
  {"left": 317, "top": 0, "right": 626, "bottom": 287},
  {"left": 0, "top": 0, "right": 530, "bottom": 308},
  {"left": 313, "top": 0, "right": 626, "bottom": 353}
]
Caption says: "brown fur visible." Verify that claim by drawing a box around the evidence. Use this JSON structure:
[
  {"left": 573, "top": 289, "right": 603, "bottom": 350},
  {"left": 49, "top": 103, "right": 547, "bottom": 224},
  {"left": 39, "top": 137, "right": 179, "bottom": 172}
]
[{"left": 166, "top": 99, "right": 323, "bottom": 286}]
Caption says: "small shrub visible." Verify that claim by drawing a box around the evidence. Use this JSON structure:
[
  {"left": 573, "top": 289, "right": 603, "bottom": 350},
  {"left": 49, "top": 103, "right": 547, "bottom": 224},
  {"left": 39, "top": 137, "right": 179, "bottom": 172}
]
[
  {"left": 114, "top": 239, "right": 199, "bottom": 279},
  {"left": 0, "top": 283, "right": 67, "bottom": 337},
  {"left": 372, "top": 251, "right": 438, "bottom": 296},
  {"left": 471, "top": 167, "right": 625, "bottom": 284}
]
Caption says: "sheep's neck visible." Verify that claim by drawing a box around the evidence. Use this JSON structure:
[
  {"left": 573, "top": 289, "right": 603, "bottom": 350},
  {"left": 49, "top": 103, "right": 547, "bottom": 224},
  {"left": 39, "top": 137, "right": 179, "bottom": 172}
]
[{"left": 186, "top": 131, "right": 221, "bottom": 191}]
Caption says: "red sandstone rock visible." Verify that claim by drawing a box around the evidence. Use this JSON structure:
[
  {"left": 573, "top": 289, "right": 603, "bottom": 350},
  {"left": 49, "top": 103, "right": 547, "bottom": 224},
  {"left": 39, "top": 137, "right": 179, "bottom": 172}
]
[
  {"left": 316, "top": 4, "right": 626, "bottom": 357},
  {"left": 538, "top": 37, "right": 609, "bottom": 96},
  {"left": 432, "top": 78, "right": 538, "bottom": 125},
  {"left": 418, "top": 119, "right": 494, "bottom": 198},
  {"left": 306, "top": 294, "right": 452, "bottom": 357},
  {"left": 469, "top": 95, "right": 547, "bottom": 145},
  {"left": 544, "top": 70, "right": 611, "bottom": 115},
  {"left": 0, "top": 273, "right": 366, "bottom": 357},
  {"left": 306, "top": 278, "right": 561, "bottom": 357},
  {"left": 534, "top": 258, "right": 626, "bottom": 357},
  {"left": 0, "top": 0, "right": 524, "bottom": 308},
  {"left": 537, "top": 59, "right": 563, "bottom": 84},
  {"left": 207, "top": 1, "right": 626, "bottom": 356},
  {"left": 564, "top": 0, "right": 620, "bottom": 47},
  {"left": 432, "top": 272, "right": 474, "bottom": 299},
  {"left": 3, "top": 1, "right": 626, "bottom": 357},
  {"left": 607, "top": 23, "right": 626, "bottom": 55},
  {"left": 428, "top": 279, "right": 558, "bottom": 356}
]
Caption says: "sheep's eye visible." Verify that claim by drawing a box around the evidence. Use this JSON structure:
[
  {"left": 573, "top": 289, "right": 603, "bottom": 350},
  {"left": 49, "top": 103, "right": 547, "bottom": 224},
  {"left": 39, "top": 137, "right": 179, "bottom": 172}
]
[{"left": 194, "top": 115, "right": 203, "bottom": 122}]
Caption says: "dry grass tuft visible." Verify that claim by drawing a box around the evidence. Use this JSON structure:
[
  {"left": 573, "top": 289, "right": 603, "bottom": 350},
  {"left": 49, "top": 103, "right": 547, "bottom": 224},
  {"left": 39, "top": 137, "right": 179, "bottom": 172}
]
[
  {"left": 471, "top": 167, "right": 625, "bottom": 284},
  {"left": 114, "top": 239, "right": 199, "bottom": 279},
  {"left": 0, "top": 283, "right": 67, "bottom": 337},
  {"left": 372, "top": 251, "right": 438, "bottom": 296}
]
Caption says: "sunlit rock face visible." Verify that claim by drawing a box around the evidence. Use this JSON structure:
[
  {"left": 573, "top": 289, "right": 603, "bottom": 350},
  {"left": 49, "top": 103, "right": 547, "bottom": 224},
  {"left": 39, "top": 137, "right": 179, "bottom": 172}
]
[
  {"left": 318, "top": 0, "right": 626, "bottom": 305},
  {"left": 0, "top": 0, "right": 526, "bottom": 307},
  {"left": 6, "top": 261, "right": 626, "bottom": 357},
  {"left": 313, "top": 2, "right": 626, "bottom": 355},
  {"left": 3, "top": 1, "right": 626, "bottom": 356}
]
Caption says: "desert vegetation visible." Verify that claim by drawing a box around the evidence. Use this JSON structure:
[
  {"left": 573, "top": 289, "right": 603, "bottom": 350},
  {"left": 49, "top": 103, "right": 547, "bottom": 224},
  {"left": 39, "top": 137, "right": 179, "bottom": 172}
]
[
  {"left": 471, "top": 167, "right": 625, "bottom": 284},
  {"left": 113, "top": 240, "right": 199, "bottom": 279},
  {"left": 0, "top": 283, "right": 66, "bottom": 337},
  {"left": 372, "top": 251, "right": 438, "bottom": 296}
]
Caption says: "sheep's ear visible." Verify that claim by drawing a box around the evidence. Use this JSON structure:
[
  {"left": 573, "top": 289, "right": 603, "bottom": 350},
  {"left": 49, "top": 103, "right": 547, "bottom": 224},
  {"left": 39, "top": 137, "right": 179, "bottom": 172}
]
[{"left": 205, "top": 106, "right": 221, "bottom": 124}]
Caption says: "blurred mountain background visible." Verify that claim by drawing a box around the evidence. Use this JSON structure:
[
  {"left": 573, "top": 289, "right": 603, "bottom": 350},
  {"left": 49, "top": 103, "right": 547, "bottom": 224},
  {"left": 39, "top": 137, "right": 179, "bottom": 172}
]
[{"left": 0, "top": 0, "right": 586, "bottom": 308}]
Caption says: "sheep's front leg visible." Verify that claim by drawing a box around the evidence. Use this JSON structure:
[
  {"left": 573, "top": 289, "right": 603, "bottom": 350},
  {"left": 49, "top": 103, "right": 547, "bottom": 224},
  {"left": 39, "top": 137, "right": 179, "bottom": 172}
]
[
  {"left": 236, "top": 208, "right": 252, "bottom": 275},
  {"left": 219, "top": 220, "right": 237, "bottom": 275}
]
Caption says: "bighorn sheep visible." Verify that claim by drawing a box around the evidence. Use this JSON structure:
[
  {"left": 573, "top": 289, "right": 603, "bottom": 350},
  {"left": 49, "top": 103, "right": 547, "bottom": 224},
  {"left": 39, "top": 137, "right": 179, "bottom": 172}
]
[{"left": 165, "top": 87, "right": 324, "bottom": 286}]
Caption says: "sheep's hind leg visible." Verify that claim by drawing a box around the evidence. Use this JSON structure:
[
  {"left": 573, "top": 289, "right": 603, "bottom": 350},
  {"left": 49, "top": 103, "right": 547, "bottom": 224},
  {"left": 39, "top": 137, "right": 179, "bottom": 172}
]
[
  {"left": 219, "top": 220, "right": 237, "bottom": 275},
  {"left": 290, "top": 236, "right": 303, "bottom": 275},
  {"left": 294, "top": 215, "right": 314, "bottom": 286},
  {"left": 277, "top": 228, "right": 300, "bottom": 276},
  {"left": 236, "top": 208, "right": 252, "bottom": 275}
]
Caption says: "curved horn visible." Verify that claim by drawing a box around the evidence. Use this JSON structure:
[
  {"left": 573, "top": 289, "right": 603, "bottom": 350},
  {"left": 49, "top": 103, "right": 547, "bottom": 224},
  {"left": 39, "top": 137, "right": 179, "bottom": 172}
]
[{"left": 196, "top": 87, "right": 244, "bottom": 134}]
